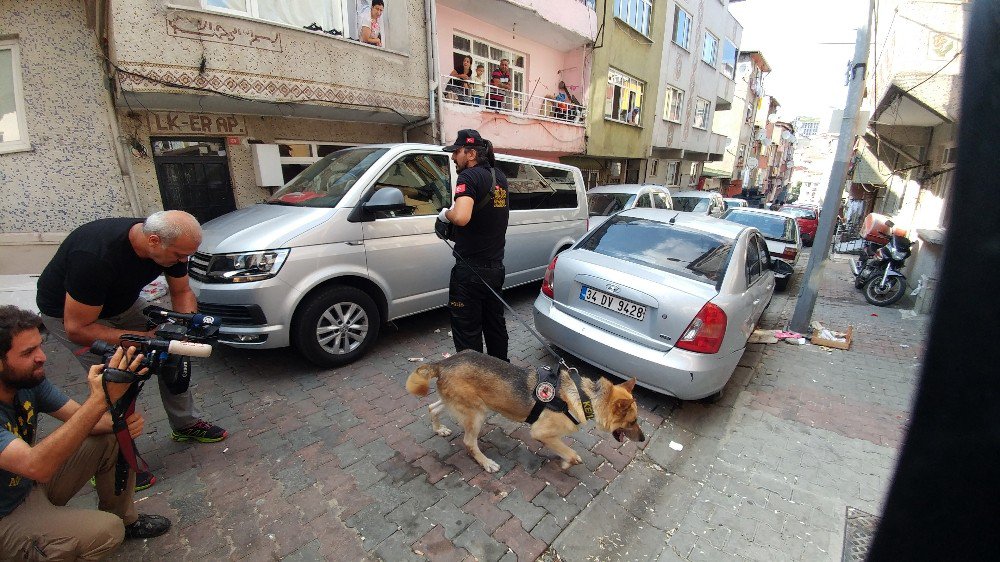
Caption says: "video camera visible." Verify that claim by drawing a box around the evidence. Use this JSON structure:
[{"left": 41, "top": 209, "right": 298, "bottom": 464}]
[{"left": 89, "top": 305, "right": 222, "bottom": 395}]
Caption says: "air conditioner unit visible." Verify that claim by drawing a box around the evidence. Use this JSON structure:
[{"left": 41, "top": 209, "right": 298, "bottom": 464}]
[{"left": 251, "top": 144, "right": 283, "bottom": 187}]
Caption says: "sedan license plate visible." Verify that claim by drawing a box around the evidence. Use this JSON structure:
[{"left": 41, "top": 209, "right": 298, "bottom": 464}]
[{"left": 580, "top": 286, "right": 646, "bottom": 321}]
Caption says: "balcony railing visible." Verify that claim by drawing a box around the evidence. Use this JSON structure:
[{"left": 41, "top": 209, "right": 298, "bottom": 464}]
[{"left": 441, "top": 75, "right": 586, "bottom": 127}]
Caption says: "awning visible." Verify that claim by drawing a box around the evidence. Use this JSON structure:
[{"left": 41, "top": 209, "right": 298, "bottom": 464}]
[
  {"left": 701, "top": 167, "right": 731, "bottom": 178},
  {"left": 871, "top": 74, "right": 956, "bottom": 127},
  {"left": 852, "top": 143, "right": 890, "bottom": 186}
]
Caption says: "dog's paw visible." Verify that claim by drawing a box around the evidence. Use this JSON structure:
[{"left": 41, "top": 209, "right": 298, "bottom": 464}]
[
  {"left": 482, "top": 457, "right": 500, "bottom": 473},
  {"left": 560, "top": 453, "right": 583, "bottom": 470},
  {"left": 435, "top": 426, "right": 453, "bottom": 437}
]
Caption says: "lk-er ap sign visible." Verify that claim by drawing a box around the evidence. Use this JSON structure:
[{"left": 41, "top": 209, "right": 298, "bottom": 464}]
[{"left": 147, "top": 112, "right": 247, "bottom": 135}]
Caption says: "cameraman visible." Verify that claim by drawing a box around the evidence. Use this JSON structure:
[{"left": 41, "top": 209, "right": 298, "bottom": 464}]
[
  {"left": 440, "top": 130, "right": 511, "bottom": 361},
  {"left": 35, "top": 211, "right": 228, "bottom": 491},
  {"left": 0, "top": 305, "right": 171, "bottom": 559}
]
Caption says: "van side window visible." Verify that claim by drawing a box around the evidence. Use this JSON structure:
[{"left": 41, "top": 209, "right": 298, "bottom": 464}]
[
  {"left": 497, "top": 162, "right": 578, "bottom": 210},
  {"left": 371, "top": 154, "right": 451, "bottom": 218}
]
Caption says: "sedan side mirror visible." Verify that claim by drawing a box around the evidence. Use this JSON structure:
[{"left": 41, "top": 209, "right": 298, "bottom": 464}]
[{"left": 771, "top": 260, "right": 794, "bottom": 276}]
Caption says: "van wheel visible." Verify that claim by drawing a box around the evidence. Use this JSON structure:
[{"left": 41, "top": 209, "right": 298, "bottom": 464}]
[{"left": 293, "top": 286, "right": 380, "bottom": 367}]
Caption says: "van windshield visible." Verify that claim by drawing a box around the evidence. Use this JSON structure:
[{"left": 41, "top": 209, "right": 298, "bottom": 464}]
[{"left": 268, "top": 147, "right": 389, "bottom": 207}]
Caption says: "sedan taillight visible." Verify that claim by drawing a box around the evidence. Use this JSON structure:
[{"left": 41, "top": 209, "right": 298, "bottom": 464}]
[
  {"left": 676, "top": 302, "right": 727, "bottom": 354},
  {"left": 541, "top": 256, "right": 558, "bottom": 298}
]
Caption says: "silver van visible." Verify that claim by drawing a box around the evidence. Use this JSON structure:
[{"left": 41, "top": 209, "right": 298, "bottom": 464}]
[{"left": 187, "top": 143, "right": 588, "bottom": 366}]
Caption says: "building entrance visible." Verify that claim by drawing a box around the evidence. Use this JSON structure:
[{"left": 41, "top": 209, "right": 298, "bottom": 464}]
[{"left": 152, "top": 137, "right": 236, "bottom": 224}]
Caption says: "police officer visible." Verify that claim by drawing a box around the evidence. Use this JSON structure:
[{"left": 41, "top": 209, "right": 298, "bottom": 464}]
[{"left": 439, "top": 130, "right": 510, "bottom": 361}]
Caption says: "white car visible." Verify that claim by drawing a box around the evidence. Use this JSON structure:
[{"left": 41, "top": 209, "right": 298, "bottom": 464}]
[
  {"left": 723, "top": 197, "right": 749, "bottom": 211},
  {"left": 671, "top": 190, "right": 727, "bottom": 218},
  {"left": 586, "top": 184, "right": 673, "bottom": 230},
  {"left": 720, "top": 207, "right": 802, "bottom": 290}
]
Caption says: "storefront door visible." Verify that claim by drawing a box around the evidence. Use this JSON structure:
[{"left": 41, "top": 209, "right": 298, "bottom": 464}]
[{"left": 152, "top": 137, "right": 236, "bottom": 224}]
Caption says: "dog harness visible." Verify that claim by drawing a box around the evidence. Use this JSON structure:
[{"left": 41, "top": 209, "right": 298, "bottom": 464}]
[{"left": 525, "top": 365, "right": 595, "bottom": 425}]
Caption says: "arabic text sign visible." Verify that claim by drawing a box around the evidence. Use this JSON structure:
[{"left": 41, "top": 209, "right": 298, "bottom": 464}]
[
  {"left": 148, "top": 112, "right": 247, "bottom": 136},
  {"left": 166, "top": 14, "right": 282, "bottom": 52}
]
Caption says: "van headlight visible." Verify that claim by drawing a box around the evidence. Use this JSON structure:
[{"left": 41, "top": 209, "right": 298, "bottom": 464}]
[{"left": 205, "top": 249, "right": 290, "bottom": 283}]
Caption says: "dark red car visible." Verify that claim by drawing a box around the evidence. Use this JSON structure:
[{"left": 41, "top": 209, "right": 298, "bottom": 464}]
[{"left": 779, "top": 205, "right": 819, "bottom": 246}]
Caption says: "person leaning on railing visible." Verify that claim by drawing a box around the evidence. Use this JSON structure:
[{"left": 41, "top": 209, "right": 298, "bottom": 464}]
[{"left": 446, "top": 55, "right": 473, "bottom": 104}]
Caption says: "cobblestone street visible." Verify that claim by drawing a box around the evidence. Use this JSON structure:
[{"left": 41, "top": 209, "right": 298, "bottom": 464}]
[{"left": 31, "top": 250, "right": 926, "bottom": 561}]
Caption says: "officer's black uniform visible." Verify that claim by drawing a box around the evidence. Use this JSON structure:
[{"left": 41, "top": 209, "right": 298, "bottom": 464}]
[{"left": 443, "top": 130, "right": 510, "bottom": 361}]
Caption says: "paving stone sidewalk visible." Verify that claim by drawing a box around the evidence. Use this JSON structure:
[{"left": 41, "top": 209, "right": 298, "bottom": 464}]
[{"left": 25, "top": 250, "right": 927, "bottom": 561}]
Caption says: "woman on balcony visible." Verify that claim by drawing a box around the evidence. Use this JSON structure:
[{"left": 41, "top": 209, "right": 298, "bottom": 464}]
[
  {"left": 359, "top": 0, "right": 385, "bottom": 48},
  {"left": 446, "top": 56, "right": 473, "bottom": 104}
]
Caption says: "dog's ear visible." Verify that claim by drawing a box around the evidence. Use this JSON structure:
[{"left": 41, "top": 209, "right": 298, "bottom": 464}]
[
  {"left": 619, "top": 377, "right": 637, "bottom": 393},
  {"left": 613, "top": 398, "right": 633, "bottom": 415}
]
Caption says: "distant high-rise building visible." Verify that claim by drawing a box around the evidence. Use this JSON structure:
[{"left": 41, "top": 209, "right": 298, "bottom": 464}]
[{"left": 793, "top": 117, "right": 820, "bottom": 137}]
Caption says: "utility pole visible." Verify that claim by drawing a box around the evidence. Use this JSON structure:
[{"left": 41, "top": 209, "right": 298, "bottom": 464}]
[{"left": 789, "top": 0, "right": 875, "bottom": 335}]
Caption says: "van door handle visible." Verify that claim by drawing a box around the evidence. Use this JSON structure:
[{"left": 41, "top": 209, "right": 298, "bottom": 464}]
[
  {"left": 346, "top": 240, "right": 364, "bottom": 246},
  {"left": 752, "top": 299, "right": 761, "bottom": 305}
]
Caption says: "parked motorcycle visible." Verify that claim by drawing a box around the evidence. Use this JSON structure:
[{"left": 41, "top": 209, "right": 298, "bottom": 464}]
[{"left": 850, "top": 234, "right": 913, "bottom": 306}]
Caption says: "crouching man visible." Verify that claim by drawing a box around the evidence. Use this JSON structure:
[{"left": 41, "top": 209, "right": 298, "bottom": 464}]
[{"left": 0, "top": 306, "right": 170, "bottom": 560}]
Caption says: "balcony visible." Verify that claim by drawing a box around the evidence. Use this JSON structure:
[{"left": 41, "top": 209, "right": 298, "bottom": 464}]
[
  {"left": 716, "top": 78, "right": 735, "bottom": 111},
  {"left": 440, "top": 76, "right": 586, "bottom": 157},
  {"left": 437, "top": 0, "right": 597, "bottom": 50}
]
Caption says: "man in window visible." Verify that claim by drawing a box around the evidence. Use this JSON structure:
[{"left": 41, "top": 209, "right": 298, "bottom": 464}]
[{"left": 489, "top": 59, "right": 513, "bottom": 110}]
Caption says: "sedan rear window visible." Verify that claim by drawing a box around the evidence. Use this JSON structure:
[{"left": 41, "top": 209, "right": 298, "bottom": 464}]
[
  {"left": 672, "top": 196, "right": 711, "bottom": 213},
  {"left": 723, "top": 210, "right": 797, "bottom": 242},
  {"left": 580, "top": 216, "right": 734, "bottom": 284}
]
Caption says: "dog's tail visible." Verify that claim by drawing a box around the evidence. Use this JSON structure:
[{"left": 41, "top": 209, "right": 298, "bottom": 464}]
[{"left": 406, "top": 364, "right": 441, "bottom": 397}]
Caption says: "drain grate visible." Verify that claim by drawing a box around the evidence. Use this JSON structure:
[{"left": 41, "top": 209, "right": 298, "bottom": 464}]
[{"left": 842, "top": 506, "right": 880, "bottom": 562}]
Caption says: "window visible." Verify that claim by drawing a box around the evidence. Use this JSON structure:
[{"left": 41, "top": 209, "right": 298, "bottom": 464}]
[
  {"left": 702, "top": 32, "right": 719, "bottom": 67},
  {"left": 745, "top": 234, "right": 762, "bottom": 286},
  {"left": 649, "top": 159, "right": 658, "bottom": 176},
  {"left": 652, "top": 191, "right": 673, "bottom": 209},
  {"left": 605, "top": 68, "right": 645, "bottom": 126},
  {"left": 370, "top": 153, "right": 451, "bottom": 218},
  {"left": 613, "top": 0, "right": 653, "bottom": 37},
  {"left": 672, "top": 5, "right": 693, "bottom": 50},
  {"left": 635, "top": 193, "right": 653, "bottom": 208},
  {"left": 663, "top": 86, "right": 684, "bottom": 123},
  {"left": 693, "top": 98, "right": 711, "bottom": 129},
  {"left": 942, "top": 146, "right": 957, "bottom": 165},
  {"left": 0, "top": 40, "right": 30, "bottom": 153},
  {"left": 203, "top": 0, "right": 350, "bottom": 38},
  {"left": 721, "top": 39, "right": 738, "bottom": 79},
  {"left": 665, "top": 161, "right": 680, "bottom": 185},
  {"left": 452, "top": 33, "right": 526, "bottom": 106},
  {"left": 495, "top": 162, "right": 578, "bottom": 210},
  {"left": 278, "top": 141, "right": 360, "bottom": 184},
  {"left": 582, "top": 216, "right": 734, "bottom": 285}
]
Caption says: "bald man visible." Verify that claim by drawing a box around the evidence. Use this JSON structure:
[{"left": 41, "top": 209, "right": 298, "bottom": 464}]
[{"left": 36, "top": 211, "right": 228, "bottom": 491}]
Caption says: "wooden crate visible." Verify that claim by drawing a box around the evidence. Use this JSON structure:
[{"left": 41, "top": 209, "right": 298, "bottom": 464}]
[{"left": 812, "top": 325, "right": 853, "bottom": 350}]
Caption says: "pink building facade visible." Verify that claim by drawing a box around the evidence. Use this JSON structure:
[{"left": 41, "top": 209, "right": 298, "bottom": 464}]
[{"left": 435, "top": 0, "right": 597, "bottom": 161}]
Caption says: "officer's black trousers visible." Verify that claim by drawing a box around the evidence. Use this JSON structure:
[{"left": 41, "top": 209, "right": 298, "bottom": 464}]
[{"left": 449, "top": 262, "right": 509, "bottom": 361}]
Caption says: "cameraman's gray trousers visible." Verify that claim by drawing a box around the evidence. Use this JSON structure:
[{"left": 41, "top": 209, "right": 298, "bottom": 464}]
[{"left": 39, "top": 299, "right": 202, "bottom": 430}]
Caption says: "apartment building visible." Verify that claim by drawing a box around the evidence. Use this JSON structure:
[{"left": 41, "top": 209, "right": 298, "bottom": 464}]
[
  {"left": 1, "top": 0, "right": 432, "bottom": 271},
  {"left": 710, "top": 49, "right": 768, "bottom": 197},
  {"left": 434, "top": 0, "right": 597, "bottom": 162}
]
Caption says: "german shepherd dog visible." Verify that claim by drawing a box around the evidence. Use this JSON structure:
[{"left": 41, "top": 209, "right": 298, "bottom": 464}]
[{"left": 406, "top": 350, "right": 646, "bottom": 472}]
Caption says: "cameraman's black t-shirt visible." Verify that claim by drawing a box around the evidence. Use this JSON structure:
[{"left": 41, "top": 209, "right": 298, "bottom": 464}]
[
  {"left": 452, "top": 162, "right": 509, "bottom": 263},
  {"left": 36, "top": 218, "right": 188, "bottom": 318}
]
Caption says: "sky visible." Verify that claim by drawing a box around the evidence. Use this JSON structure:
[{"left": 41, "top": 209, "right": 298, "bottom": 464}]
[{"left": 729, "top": 0, "right": 872, "bottom": 126}]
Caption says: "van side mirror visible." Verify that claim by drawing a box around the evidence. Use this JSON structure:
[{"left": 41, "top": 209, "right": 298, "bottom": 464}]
[
  {"left": 771, "top": 259, "right": 794, "bottom": 276},
  {"left": 362, "top": 188, "right": 407, "bottom": 213}
]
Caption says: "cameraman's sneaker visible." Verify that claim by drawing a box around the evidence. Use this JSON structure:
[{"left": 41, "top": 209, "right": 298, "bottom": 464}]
[
  {"left": 125, "top": 514, "right": 171, "bottom": 540},
  {"left": 171, "top": 420, "right": 228, "bottom": 443}
]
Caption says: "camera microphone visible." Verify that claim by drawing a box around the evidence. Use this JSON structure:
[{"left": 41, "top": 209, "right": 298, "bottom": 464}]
[{"left": 165, "top": 340, "right": 213, "bottom": 358}]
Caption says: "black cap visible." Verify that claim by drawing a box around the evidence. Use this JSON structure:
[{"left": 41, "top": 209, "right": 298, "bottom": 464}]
[{"left": 443, "top": 129, "right": 487, "bottom": 152}]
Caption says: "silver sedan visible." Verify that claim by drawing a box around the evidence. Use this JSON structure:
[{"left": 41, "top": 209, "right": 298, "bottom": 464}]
[{"left": 533, "top": 209, "right": 789, "bottom": 400}]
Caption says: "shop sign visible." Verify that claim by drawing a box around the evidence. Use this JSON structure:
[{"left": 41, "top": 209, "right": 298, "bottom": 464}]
[{"left": 147, "top": 112, "right": 247, "bottom": 136}]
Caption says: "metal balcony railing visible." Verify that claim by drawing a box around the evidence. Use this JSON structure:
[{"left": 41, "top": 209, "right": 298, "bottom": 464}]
[{"left": 441, "top": 75, "right": 586, "bottom": 127}]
